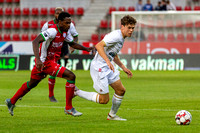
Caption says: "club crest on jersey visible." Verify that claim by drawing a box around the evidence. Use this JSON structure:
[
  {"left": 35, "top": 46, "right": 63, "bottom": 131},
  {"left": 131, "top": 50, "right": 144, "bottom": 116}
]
[{"left": 63, "top": 33, "right": 67, "bottom": 38}]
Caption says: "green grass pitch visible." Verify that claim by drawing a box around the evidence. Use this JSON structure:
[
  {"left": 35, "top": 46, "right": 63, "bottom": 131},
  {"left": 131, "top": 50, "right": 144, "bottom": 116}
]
[{"left": 0, "top": 70, "right": 200, "bottom": 133}]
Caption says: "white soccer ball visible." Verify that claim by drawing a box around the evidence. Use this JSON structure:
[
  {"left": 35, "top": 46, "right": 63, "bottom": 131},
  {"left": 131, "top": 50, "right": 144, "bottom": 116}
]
[{"left": 175, "top": 110, "right": 192, "bottom": 125}]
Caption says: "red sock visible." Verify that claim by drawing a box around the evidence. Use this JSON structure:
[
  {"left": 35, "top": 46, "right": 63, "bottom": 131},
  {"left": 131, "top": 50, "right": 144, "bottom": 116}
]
[
  {"left": 48, "top": 78, "right": 55, "bottom": 97},
  {"left": 65, "top": 82, "right": 75, "bottom": 110},
  {"left": 10, "top": 82, "right": 30, "bottom": 105}
]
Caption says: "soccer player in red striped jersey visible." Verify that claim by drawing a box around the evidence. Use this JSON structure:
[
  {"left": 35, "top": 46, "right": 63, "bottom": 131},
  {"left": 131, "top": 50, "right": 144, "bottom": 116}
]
[
  {"left": 41, "top": 7, "right": 79, "bottom": 102},
  {"left": 5, "top": 12, "right": 93, "bottom": 117}
]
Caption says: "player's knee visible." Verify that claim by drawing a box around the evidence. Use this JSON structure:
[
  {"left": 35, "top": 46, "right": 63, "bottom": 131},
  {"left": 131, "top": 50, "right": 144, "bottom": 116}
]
[
  {"left": 68, "top": 73, "right": 76, "bottom": 81},
  {"left": 99, "top": 95, "right": 109, "bottom": 104},
  {"left": 63, "top": 71, "right": 76, "bottom": 81},
  {"left": 99, "top": 99, "right": 109, "bottom": 104},
  {"left": 28, "top": 79, "right": 41, "bottom": 89},
  {"left": 29, "top": 81, "right": 39, "bottom": 89},
  {"left": 116, "top": 87, "right": 126, "bottom": 96}
]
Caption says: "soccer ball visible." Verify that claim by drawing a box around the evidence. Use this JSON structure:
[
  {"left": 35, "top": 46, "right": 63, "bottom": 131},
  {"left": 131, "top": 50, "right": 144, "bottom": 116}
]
[{"left": 175, "top": 110, "right": 192, "bottom": 125}]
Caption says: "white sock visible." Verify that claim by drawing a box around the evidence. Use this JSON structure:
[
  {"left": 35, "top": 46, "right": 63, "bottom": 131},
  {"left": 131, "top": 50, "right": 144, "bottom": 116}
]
[
  {"left": 109, "top": 93, "right": 123, "bottom": 117},
  {"left": 76, "top": 89, "right": 99, "bottom": 103}
]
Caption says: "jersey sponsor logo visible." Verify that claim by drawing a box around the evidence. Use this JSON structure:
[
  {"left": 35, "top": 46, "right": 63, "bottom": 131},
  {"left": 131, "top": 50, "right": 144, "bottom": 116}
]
[
  {"left": 118, "top": 42, "right": 123, "bottom": 46},
  {"left": 109, "top": 52, "right": 116, "bottom": 57},
  {"left": 48, "top": 52, "right": 55, "bottom": 56},
  {"left": 52, "top": 42, "right": 63, "bottom": 48}
]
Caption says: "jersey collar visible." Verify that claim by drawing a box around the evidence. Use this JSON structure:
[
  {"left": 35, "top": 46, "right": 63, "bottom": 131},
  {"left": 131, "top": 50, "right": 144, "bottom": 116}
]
[
  {"left": 53, "top": 19, "right": 56, "bottom": 24},
  {"left": 56, "top": 25, "right": 62, "bottom": 34}
]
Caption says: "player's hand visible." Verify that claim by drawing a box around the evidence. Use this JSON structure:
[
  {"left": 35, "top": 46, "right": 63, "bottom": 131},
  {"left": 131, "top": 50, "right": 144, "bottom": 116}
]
[
  {"left": 90, "top": 47, "right": 96, "bottom": 55},
  {"left": 69, "top": 47, "right": 75, "bottom": 53},
  {"left": 106, "top": 60, "right": 115, "bottom": 72},
  {"left": 86, "top": 47, "right": 94, "bottom": 52},
  {"left": 36, "top": 59, "right": 44, "bottom": 72},
  {"left": 123, "top": 67, "right": 133, "bottom": 78}
]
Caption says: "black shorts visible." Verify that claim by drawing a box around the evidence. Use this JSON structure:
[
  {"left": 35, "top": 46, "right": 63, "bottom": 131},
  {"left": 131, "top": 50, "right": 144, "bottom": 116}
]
[{"left": 60, "top": 41, "right": 69, "bottom": 57}]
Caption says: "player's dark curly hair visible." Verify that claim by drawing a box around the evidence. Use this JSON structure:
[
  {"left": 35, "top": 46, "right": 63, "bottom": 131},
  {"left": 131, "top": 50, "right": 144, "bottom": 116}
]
[
  {"left": 121, "top": 15, "right": 137, "bottom": 26},
  {"left": 58, "top": 12, "right": 71, "bottom": 21}
]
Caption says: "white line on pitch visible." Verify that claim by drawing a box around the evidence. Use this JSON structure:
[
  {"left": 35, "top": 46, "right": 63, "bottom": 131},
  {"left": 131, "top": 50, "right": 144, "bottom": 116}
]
[{"left": 1, "top": 104, "right": 200, "bottom": 112}]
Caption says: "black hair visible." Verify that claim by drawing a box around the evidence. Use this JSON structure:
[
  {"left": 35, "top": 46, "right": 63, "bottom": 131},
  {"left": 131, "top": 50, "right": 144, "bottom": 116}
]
[{"left": 58, "top": 12, "right": 71, "bottom": 21}]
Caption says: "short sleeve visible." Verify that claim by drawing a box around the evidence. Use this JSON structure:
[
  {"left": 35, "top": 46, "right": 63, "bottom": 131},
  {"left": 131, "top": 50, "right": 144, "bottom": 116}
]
[
  {"left": 41, "top": 22, "right": 48, "bottom": 32},
  {"left": 64, "top": 31, "right": 73, "bottom": 42},
  {"left": 69, "top": 23, "right": 78, "bottom": 37},
  {"left": 103, "top": 31, "right": 120, "bottom": 47},
  {"left": 40, "top": 28, "right": 57, "bottom": 41}
]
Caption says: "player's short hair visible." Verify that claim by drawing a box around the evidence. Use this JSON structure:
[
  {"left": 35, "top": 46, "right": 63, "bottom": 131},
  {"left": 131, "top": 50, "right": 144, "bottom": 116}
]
[
  {"left": 55, "top": 7, "right": 64, "bottom": 12},
  {"left": 58, "top": 12, "right": 71, "bottom": 21},
  {"left": 121, "top": 15, "right": 137, "bottom": 26}
]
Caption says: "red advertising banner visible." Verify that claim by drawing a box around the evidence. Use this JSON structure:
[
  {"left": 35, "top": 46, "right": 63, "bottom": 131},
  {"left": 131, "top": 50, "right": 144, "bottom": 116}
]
[
  {"left": 121, "top": 41, "right": 200, "bottom": 54},
  {"left": 82, "top": 41, "right": 200, "bottom": 54},
  {"left": 82, "top": 42, "right": 97, "bottom": 54}
]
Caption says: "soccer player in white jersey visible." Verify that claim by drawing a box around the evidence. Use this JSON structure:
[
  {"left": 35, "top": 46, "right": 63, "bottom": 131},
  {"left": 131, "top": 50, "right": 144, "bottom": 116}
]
[
  {"left": 41, "top": 7, "right": 79, "bottom": 102},
  {"left": 74, "top": 15, "right": 137, "bottom": 121}
]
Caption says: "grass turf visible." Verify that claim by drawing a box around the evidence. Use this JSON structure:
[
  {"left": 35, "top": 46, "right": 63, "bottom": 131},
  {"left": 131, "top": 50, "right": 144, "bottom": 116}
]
[{"left": 0, "top": 70, "right": 200, "bottom": 133}]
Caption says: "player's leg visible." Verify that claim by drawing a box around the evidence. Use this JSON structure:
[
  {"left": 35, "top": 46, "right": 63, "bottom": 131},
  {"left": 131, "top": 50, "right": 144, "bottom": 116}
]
[
  {"left": 5, "top": 78, "right": 41, "bottom": 116},
  {"left": 75, "top": 62, "right": 110, "bottom": 104},
  {"left": 56, "top": 66, "right": 82, "bottom": 116},
  {"left": 107, "top": 79, "right": 126, "bottom": 121},
  {"left": 5, "top": 66, "right": 44, "bottom": 116},
  {"left": 48, "top": 75, "right": 57, "bottom": 102},
  {"left": 75, "top": 87, "right": 109, "bottom": 104}
]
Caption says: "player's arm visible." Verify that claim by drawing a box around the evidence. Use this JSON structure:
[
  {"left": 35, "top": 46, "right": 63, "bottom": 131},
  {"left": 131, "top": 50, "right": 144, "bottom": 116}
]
[
  {"left": 32, "top": 34, "right": 45, "bottom": 71},
  {"left": 65, "top": 32, "right": 93, "bottom": 52},
  {"left": 69, "top": 36, "right": 78, "bottom": 53},
  {"left": 113, "top": 55, "right": 133, "bottom": 78},
  {"left": 95, "top": 40, "right": 114, "bottom": 72},
  {"left": 68, "top": 41, "right": 93, "bottom": 52}
]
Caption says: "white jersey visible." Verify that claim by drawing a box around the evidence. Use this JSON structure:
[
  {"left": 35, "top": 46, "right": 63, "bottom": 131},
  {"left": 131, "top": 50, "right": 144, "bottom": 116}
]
[
  {"left": 93, "top": 29, "right": 124, "bottom": 65},
  {"left": 41, "top": 22, "right": 78, "bottom": 37},
  {"left": 91, "top": 30, "right": 123, "bottom": 93}
]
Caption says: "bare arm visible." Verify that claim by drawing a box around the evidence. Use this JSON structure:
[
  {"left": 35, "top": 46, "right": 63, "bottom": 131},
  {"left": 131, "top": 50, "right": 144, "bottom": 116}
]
[
  {"left": 113, "top": 55, "right": 133, "bottom": 78},
  {"left": 32, "top": 34, "right": 45, "bottom": 71},
  {"left": 68, "top": 41, "right": 93, "bottom": 52},
  {"left": 95, "top": 40, "right": 114, "bottom": 71},
  {"left": 113, "top": 55, "right": 126, "bottom": 69},
  {"left": 69, "top": 36, "right": 78, "bottom": 53}
]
